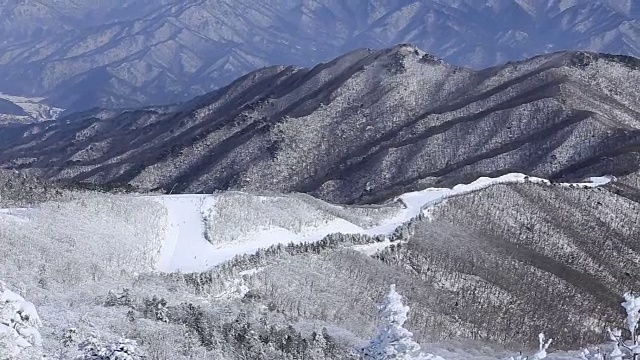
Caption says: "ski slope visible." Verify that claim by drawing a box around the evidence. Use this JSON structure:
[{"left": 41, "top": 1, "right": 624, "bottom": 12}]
[
  {"left": 151, "top": 174, "right": 615, "bottom": 273},
  {"left": 151, "top": 193, "right": 371, "bottom": 272},
  {"left": 0, "top": 173, "right": 613, "bottom": 274},
  {"left": 0, "top": 93, "right": 63, "bottom": 122}
]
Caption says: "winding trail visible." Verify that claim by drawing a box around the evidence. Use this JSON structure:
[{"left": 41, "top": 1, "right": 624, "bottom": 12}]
[{"left": 150, "top": 174, "right": 614, "bottom": 273}]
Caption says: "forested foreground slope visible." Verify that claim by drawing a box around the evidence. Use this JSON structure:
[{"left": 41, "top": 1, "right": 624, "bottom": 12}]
[
  {"left": 0, "top": 173, "right": 637, "bottom": 358},
  {"left": 203, "top": 182, "right": 640, "bottom": 351},
  {"left": 389, "top": 183, "right": 640, "bottom": 346}
]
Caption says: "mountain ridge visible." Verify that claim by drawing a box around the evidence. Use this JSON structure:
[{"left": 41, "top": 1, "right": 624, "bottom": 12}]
[
  {"left": 0, "top": 0, "right": 639, "bottom": 112},
  {"left": 0, "top": 46, "right": 638, "bottom": 203}
]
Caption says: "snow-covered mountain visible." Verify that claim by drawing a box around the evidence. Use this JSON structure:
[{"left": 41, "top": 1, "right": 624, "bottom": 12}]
[
  {"left": 0, "top": 46, "right": 637, "bottom": 203},
  {"left": 0, "top": 93, "right": 63, "bottom": 124},
  {"left": 0, "top": 170, "right": 635, "bottom": 358},
  {"left": 1, "top": 3, "right": 640, "bottom": 358},
  {"left": 0, "top": 0, "right": 638, "bottom": 112}
]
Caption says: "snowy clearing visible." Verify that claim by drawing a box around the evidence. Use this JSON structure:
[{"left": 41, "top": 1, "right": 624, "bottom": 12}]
[
  {"left": 0, "top": 173, "right": 613, "bottom": 274},
  {"left": 0, "top": 92, "right": 64, "bottom": 121},
  {"left": 150, "top": 173, "right": 614, "bottom": 272},
  {"left": 151, "top": 193, "right": 369, "bottom": 272}
]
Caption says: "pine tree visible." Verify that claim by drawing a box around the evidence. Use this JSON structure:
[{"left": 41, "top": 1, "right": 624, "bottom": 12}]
[
  {"left": 142, "top": 296, "right": 168, "bottom": 323},
  {"left": 361, "top": 284, "right": 442, "bottom": 360},
  {"left": 306, "top": 330, "right": 327, "bottom": 358}
]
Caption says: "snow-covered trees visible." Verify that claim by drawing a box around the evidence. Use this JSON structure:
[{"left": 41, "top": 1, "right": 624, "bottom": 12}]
[
  {"left": 607, "top": 329, "right": 625, "bottom": 360},
  {"left": 0, "top": 282, "right": 42, "bottom": 359},
  {"left": 361, "top": 284, "right": 419, "bottom": 359},
  {"left": 578, "top": 348, "right": 605, "bottom": 360},
  {"left": 528, "top": 333, "right": 551, "bottom": 359},
  {"left": 76, "top": 335, "right": 144, "bottom": 360},
  {"left": 601, "top": 292, "right": 640, "bottom": 359},
  {"left": 531, "top": 333, "right": 552, "bottom": 360},
  {"left": 508, "top": 333, "right": 551, "bottom": 360},
  {"left": 578, "top": 291, "right": 640, "bottom": 360},
  {"left": 361, "top": 284, "right": 442, "bottom": 360},
  {"left": 142, "top": 296, "right": 169, "bottom": 323}
]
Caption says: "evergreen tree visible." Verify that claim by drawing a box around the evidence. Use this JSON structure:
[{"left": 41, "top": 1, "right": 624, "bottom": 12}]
[
  {"left": 142, "top": 296, "right": 168, "bottom": 323},
  {"left": 361, "top": 284, "right": 442, "bottom": 360},
  {"left": 605, "top": 292, "right": 640, "bottom": 359}
]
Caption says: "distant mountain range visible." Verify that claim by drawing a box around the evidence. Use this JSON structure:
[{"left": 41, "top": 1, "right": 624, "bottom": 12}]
[
  {"left": 0, "top": 46, "right": 638, "bottom": 203},
  {"left": 0, "top": 0, "right": 638, "bottom": 113}
]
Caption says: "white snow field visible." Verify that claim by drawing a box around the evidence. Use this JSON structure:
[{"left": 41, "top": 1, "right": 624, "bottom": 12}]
[
  {"left": 151, "top": 192, "right": 398, "bottom": 272},
  {"left": 0, "top": 173, "right": 616, "bottom": 359},
  {"left": 0, "top": 173, "right": 615, "bottom": 275},
  {"left": 0, "top": 93, "right": 64, "bottom": 122},
  {"left": 150, "top": 173, "right": 614, "bottom": 273}
]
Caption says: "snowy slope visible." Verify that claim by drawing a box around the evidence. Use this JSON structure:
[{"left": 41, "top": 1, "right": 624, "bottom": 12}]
[
  {"left": 0, "top": 173, "right": 614, "bottom": 274},
  {"left": 0, "top": 93, "right": 64, "bottom": 123},
  {"left": 150, "top": 193, "right": 389, "bottom": 273},
  {"left": 0, "top": 173, "right": 613, "bottom": 274},
  {"left": 150, "top": 174, "right": 614, "bottom": 273},
  {"left": 0, "top": 172, "right": 621, "bottom": 358},
  {"left": 2, "top": 46, "right": 635, "bottom": 204}
]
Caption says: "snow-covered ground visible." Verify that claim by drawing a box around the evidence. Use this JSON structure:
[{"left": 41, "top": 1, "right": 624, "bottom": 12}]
[
  {"left": 150, "top": 173, "right": 615, "bottom": 273},
  {"left": 0, "top": 173, "right": 618, "bottom": 359},
  {"left": 0, "top": 284, "right": 42, "bottom": 358},
  {"left": 0, "top": 93, "right": 63, "bottom": 122},
  {"left": 150, "top": 193, "right": 375, "bottom": 272},
  {"left": 0, "top": 173, "right": 614, "bottom": 274}
]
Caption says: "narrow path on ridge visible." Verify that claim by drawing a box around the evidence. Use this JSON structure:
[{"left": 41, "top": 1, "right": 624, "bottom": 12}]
[{"left": 150, "top": 174, "right": 615, "bottom": 273}]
